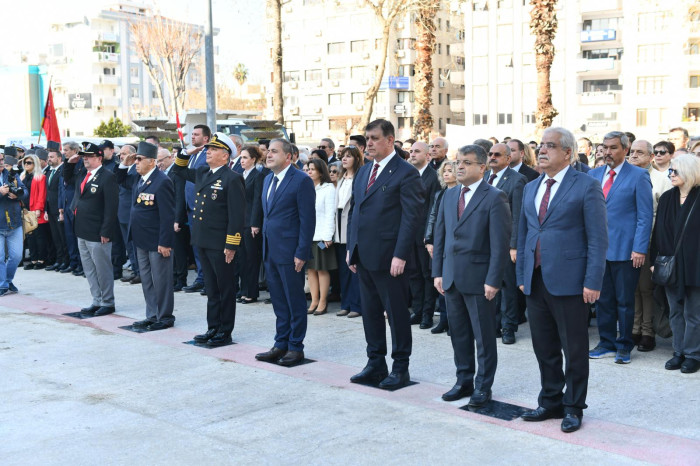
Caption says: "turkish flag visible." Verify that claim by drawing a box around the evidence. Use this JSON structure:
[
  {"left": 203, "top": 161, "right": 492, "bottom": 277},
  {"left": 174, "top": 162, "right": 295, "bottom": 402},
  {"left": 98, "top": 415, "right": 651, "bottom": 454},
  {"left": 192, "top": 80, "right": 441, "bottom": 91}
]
[{"left": 42, "top": 86, "right": 61, "bottom": 144}]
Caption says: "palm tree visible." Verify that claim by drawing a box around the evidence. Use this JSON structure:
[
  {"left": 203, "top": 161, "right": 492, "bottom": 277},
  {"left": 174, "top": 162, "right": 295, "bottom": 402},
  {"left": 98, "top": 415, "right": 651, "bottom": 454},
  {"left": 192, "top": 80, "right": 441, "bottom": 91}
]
[
  {"left": 529, "top": 0, "right": 558, "bottom": 135},
  {"left": 412, "top": 0, "right": 440, "bottom": 141},
  {"left": 233, "top": 63, "right": 248, "bottom": 98}
]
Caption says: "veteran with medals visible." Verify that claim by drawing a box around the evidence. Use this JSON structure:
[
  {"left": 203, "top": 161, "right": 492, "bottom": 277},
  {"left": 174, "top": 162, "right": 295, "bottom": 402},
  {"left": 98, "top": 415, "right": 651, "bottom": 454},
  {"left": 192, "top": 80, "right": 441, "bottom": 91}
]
[{"left": 173, "top": 132, "right": 246, "bottom": 346}]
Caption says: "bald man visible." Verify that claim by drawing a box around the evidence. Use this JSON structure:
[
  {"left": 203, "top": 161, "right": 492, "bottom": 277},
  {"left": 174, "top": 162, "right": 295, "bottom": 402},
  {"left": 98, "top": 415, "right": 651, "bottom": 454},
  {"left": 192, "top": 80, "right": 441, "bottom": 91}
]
[
  {"left": 408, "top": 141, "right": 442, "bottom": 328},
  {"left": 429, "top": 138, "right": 448, "bottom": 170}
]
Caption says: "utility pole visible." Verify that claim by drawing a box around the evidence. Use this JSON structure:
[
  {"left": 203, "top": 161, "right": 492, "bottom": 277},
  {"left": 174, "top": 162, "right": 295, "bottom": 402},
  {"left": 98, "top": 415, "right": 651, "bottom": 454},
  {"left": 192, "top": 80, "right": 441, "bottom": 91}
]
[{"left": 204, "top": 0, "right": 216, "bottom": 132}]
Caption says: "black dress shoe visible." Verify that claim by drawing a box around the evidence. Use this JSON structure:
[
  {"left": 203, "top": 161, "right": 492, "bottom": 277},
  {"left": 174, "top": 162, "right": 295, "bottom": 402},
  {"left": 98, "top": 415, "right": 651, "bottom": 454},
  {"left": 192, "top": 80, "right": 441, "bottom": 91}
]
[
  {"left": 442, "top": 384, "right": 474, "bottom": 402},
  {"left": 378, "top": 371, "right": 410, "bottom": 390},
  {"left": 193, "top": 329, "right": 218, "bottom": 343},
  {"left": 24, "top": 263, "right": 35, "bottom": 270},
  {"left": 681, "top": 358, "right": 700, "bottom": 374},
  {"left": 120, "top": 273, "right": 135, "bottom": 282},
  {"left": 431, "top": 322, "right": 449, "bottom": 334},
  {"left": 240, "top": 297, "right": 258, "bottom": 304},
  {"left": 183, "top": 282, "right": 204, "bottom": 293},
  {"left": 208, "top": 332, "right": 232, "bottom": 347},
  {"left": 632, "top": 333, "right": 642, "bottom": 345},
  {"left": 264, "top": 298, "right": 272, "bottom": 304},
  {"left": 200, "top": 288, "right": 207, "bottom": 296},
  {"left": 94, "top": 306, "right": 115, "bottom": 316},
  {"left": 637, "top": 335, "right": 656, "bottom": 352},
  {"left": 409, "top": 313, "right": 422, "bottom": 325},
  {"left": 419, "top": 318, "right": 434, "bottom": 329},
  {"left": 114, "top": 272, "right": 122, "bottom": 280},
  {"left": 60, "top": 266, "right": 75, "bottom": 274},
  {"left": 255, "top": 347, "right": 287, "bottom": 362},
  {"left": 467, "top": 389, "right": 492, "bottom": 408},
  {"left": 173, "top": 284, "right": 184, "bottom": 292},
  {"left": 34, "top": 262, "right": 47, "bottom": 270},
  {"left": 46, "top": 263, "right": 60, "bottom": 271},
  {"left": 521, "top": 406, "right": 565, "bottom": 422},
  {"left": 278, "top": 350, "right": 304, "bottom": 366},
  {"left": 350, "top": 365, "right": 389, "bottom": 385},
  {"left": 80, "top": 304, "right": 101, "bottom": 316},
  {"left": 502, "top": 329, "right": 516, "bottom": 345},
  {"left": 236, "top": 296, "right": 244, "bottom": 303},
  {"left": 130, "top": 275, "right": 142, "bottom": 285},
  {"left": 561, "top": 413, "right": 582, "bottom": 433},
  {"left": 132, "top": 319, "right": 154, "bottom": 329},
  {"left": 72, "top": 267, "right": 84, "bottom": 276},
  {"left": 665, "top": 353, "right": 685, "bottom": 370},
  {"left": 147, "top": 321, "right": 174, "bottom": 331}
]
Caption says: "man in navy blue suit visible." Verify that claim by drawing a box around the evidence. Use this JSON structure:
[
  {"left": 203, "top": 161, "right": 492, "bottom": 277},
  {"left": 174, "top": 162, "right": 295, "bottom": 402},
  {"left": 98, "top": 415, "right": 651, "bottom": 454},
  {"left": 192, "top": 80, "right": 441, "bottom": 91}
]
[
  {"left": 346, "top": 119, "right": 425, "bottom": 390},
  {"left": 588, "top": 131, "right": 653, "bottom": 364},
  {"left": 517, "top": 127, "right": 608, "bottom": 433},
  {"left": 255, "top": 138, "right": 316, "bottom": 366}
]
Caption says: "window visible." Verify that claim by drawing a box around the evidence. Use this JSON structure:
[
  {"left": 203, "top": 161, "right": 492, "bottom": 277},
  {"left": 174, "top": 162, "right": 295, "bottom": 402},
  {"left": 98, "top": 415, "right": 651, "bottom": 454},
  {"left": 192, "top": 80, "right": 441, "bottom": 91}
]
[
  {"left": 472, "top": 28, "right": 488, "bottom": 55},
  {"left": 437, "top": 18, "right": 442, "bottom": 31},
  {"left": 328, "top": 93, "right": 345, "bottom": 105},
  {"left": 446, "top": 45, "right": 450, "bottom": 55},
  {"left": 283, "top": 71, "right": 300, "bottom": 82},
  {"left": 638, "top": 11, "right": 671, "bottom": 32},
  {"left": 306, "top": 119, "right": 322, "bottom": 132},
  {"left": 523, "top": 113, "right": 536, "bottom": 124},
  {"left": 637, "top": 44, "right": 668, "bottom": 63},
  {"left": 496, "top": 25, "right": 512, "bottom": 52},
  {"left": 129, "top": 66, "right": 139, "bottom": 78},
  {"left": 284, "top": 95, "right": 298, "bottom": 106},
  {"left": 690, "top": 75, "right": 700, "bottom": 88},
  {"left": 437, "top": 43, "right": 442, "bottom": 55},
  {"left": 689, "top": 40, "right": 700, "bottom": 55},
  {"left": 583, "top": 48, "right": 624, "bottom": 60},
  {"left": 498, "top": 113, "right": 513, "bottom": 124},
  {"left": 637, "top": 76, "right": 669, "bottom": 95},
  {"left": 351, "top": 92, "right": 365, "bottom": 104},
  {"left": 398, "top": 65, "right": 414, "bottom": 77},
  {"left": 439, "top": 118, "right": 443, "bottom": 130},
  {"left": 305, "top": 69, "right": 322, "bottom": 81},
  {"left": 447, "top": 94, "right": 451, "bottom": 104},
  {"left": 589, "top": 112, "right": 617, "bottom": 121},
  {"left": 397, "top": 91, "right": 414, "bottom": 103},
  {"left": 473, "top": 57, "right": 488, "bottom": 84},
  {"left": 151, "top": 90, "right": 158, "bottom": 98},
  {"left": 304, "top": 43, "right": 323, "bottom": 57},
  {"left": 497, "top": 0, "right": 512, "bottom": 9},
  {"left": 498, "top": 55, "right": 513, "bottom": 83},
  {"left": 583, "top": 79, "right": 621, "bottom": 92},
  {"left": 327, "top": 42, "right": 345, "bottom": 54},
  {"left": 438, "top": 93, "right": 442, "bottom": 105},
  {"left": 328, "top": 68, "right": 346, "bottom": 80},
  {"left": 50, "top": 44, "right": 63, "bottom": 56},
  {"left": 447, "top": 118, "right": 451, "bottom": 125},
  {"left": 397, "top": 117, "right": 414, "bottom": 131},
  {"left": 351, "top": 66, "right": 371, "bottom": 80},
  {"left": 351, "top": 40, "right": 369, "bottom": 53},
  {"left": 130, "top": 87, "right": 139, "bottom": 98},
  {"left": 473, "top": 114, "right": 488, "bottom": 125},
  {"left": 583, "top": 17, "right": 622, "bottom": 31},
  {"left": 103, "top": 67, "right": 115, "bottom": 75},
  {"left": 395, "top": 38, "right": 416, "bottom": 50},
  {"left": 636, "top": 109, "right": 647, "bottom": 126},
  {"left": 375, "top": 91, "right": 386, "bottom": 103},
  {"left": 446, "top": 20, "right": 451, "bottom": 32}
]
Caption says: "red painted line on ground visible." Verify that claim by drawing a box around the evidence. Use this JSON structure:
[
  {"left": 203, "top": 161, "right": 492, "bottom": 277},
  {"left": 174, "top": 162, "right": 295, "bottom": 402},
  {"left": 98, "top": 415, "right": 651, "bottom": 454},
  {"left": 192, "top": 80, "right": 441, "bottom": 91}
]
[{"left": 3, "top": 294, "right": 698, "bottom": 464}]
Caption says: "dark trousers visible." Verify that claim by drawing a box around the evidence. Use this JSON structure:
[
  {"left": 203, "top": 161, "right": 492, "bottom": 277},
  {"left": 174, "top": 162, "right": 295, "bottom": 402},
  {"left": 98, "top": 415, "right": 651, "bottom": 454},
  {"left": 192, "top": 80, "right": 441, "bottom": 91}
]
[
  {"left": 48, "top": 213, "right": 68, "bottom": 265},
  {"left": 666, "top": 286, "right": 700, "bottom": 361},
  {"left": 336, "top": 244, "right": 361, "bottom": 313},
  {"left": 28, "top": 223, "right": 49, "bottom": 262},
  {"left": 444, "top": 286, "right": 498, "bottom": 390},
  {"left": 63, "top": 205, "right": 81, "bottom": 268},
  {"left": 137, "top": 247, "right": 175, "bottom": 325},
  {"left": 527, "top": 268, "right": 589, "bottom": 415},
  {"left": 409, "top": 244, "right": 437, "bottom": 320},
  {"left": 265, "top": 257, "right": 307, "bottom": 352},
  {"left": 597, "top": 260, "right": 641, "bottom": 352},
  {"left": 239, "top": 229, "right": 262, "bottom": 299},
  {"left": 173, "top": 225, "right": 190, "bottom": 286},
  {"left": 111, "top": 223, "right": 126, "bottom": 276},
  {"left": 357, "top": 262, "right": 412, "bottom": 372},
  {"left": 197, "top": 246, "right": 237, "bottom": 334},
  {"left": 187, "top": 214, "right": 205, "bottom": 285},
  {"left": 118, "top": 222, "right": 139, "bottom": 276},
  {"left": 496, "top": 261, "right": 520, "bottom": 332}
]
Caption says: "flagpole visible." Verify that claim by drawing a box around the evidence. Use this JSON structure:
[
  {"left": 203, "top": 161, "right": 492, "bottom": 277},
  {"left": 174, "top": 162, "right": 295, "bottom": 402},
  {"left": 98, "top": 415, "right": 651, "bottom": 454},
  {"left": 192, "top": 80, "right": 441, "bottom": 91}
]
[{"left": 38, "top": 75, "right": 53, "bottom": 145}]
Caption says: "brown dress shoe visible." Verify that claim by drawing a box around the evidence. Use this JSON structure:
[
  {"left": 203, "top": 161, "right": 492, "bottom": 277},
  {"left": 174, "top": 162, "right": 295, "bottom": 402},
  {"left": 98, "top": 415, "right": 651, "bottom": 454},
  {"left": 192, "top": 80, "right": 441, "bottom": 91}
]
[
  {"left": 255, "top": 347, "right": 287, "bottom": 362},
  {"left": 278, "top": 350, "right": 304, "bottom": 366}
]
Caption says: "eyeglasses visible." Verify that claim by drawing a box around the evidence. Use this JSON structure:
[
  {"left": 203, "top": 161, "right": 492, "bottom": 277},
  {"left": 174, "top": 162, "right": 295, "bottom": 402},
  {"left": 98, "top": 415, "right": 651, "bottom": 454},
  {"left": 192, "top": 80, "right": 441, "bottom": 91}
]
[
  {"left": 329, "top": 169, "right": 338, "bottom": 174},
  {"left": 539, "top": 142, "right": 561, "bottom": 150},
  {"left": 135, "top": 156, "right": 147, "bottom": 162},
  {"left": 318, "top": 145, "right": 328, "bottom": 149},
  {"left": 488, "top": 152, "right": 505, "bottom": 157},
  {"left": 668, "top": 168, "right": 679, "bottom": 177},
  {"left": 654, "top": 150, "right": 668, "bottom": 155}
]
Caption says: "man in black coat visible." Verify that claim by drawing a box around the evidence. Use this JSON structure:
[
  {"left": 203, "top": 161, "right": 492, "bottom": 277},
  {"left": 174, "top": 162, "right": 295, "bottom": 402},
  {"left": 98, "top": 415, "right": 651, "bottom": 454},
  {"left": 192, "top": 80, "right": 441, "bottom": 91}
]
[
  {"left": 63, "top": 142, "right": 119, "bottom": 317},
  {"left": 44, "top": 144, "right": 68, "bottom": 271},
  {"left": 508, "top": 139, "right": 539, "bottom": 182},
  {"left": 159, "top": 148, "right": 189, "bottom": 291}
]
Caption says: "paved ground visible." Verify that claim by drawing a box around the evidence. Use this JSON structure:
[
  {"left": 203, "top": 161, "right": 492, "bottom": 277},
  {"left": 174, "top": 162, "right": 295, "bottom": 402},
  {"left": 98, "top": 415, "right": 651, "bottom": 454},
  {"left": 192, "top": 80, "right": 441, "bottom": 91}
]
[{"left": 0, "top": 268, "right": 698, "bottom": 465}]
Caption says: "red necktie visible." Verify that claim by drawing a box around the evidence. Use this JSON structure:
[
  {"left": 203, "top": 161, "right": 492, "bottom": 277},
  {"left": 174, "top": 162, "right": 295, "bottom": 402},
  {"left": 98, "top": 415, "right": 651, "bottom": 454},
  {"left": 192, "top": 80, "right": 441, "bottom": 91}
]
[
  {"left": 457, "top": 186, "right": 470, "bottom": 219},
  {"left": 602, "top": 169, "right": 616, "bottom": 198},
  {"left": 365, "top": 163, "right": 380, "bottom": 193},
  {"left": 488, "top": 173, "right": 497, "bottom": 185},
  {"left": 80, "top": 171, "right": 92, "bottom": 194},
  {"left": 534, "top": 179, "right": 556, "bottom": 269}
]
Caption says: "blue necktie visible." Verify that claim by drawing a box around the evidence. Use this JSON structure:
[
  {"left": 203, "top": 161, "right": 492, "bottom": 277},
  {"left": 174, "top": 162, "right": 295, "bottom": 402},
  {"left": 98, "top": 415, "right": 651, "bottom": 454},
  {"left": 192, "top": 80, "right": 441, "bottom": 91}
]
[{"left": 268, "top": 176, "right": 279, "bottom": 202}]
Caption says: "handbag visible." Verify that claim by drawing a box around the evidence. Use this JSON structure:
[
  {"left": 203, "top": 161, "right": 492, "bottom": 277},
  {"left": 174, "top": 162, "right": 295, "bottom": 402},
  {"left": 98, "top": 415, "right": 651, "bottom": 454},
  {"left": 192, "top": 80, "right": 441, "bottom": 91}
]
[
  {"left": 652, "top": 195, "right": 697, "bottom": 286},
  {"left": 22, "top": 208, "right": 38, "bottom": 234}
]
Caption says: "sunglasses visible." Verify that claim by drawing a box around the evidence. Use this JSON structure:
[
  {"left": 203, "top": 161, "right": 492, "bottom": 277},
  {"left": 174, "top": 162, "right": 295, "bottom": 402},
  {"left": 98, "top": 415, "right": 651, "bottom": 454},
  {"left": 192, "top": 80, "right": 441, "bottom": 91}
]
[
  {"left": 329, "top": 170, "right": 338, "bottom": 174},
  {"left": 24, "top": 161, "right": 34, "bottom": 165},
  {"left": 318, "top": 145, "right": 328, "bottom": 149},
  {"left": 654, "top": 150, "right": 668, "bottom": 155},
  {"left": 668, "top": 168, "right": 679, "bottom": 176}
]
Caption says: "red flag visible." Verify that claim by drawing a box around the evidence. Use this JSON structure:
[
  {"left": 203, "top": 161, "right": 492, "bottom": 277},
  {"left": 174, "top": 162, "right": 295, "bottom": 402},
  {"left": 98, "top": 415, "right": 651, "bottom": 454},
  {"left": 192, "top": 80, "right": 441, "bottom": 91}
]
[{"left": 42, "top": 86, "right": 61, "bottom": 144}]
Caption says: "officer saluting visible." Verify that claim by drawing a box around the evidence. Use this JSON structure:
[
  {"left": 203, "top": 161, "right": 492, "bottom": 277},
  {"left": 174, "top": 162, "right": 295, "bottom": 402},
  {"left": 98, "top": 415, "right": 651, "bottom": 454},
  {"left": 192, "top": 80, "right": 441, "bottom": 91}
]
[
  {"left": 173, "top": 132, "right": 246, "bottom": 346},
  {"left": 118, "top": 141, "right": 176, "bottom": 330}
]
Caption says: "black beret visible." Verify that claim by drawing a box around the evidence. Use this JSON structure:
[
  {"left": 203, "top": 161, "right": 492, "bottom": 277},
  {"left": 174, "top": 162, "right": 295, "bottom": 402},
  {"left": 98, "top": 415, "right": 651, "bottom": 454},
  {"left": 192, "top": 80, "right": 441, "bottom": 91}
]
[{"left": 136, "top": 141, "right": 158, "bottom": 159}]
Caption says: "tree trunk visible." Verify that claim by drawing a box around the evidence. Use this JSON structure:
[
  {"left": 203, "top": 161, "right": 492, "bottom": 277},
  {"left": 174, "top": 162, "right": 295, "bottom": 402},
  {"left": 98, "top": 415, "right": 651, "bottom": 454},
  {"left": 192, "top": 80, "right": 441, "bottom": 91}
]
[
  {"left": 412, "top": 1, "right": 439, "bottom": 141},
  {"left": 358, "top": 22, "right": 392, "bottom": 131},
  {"left": 269, "top": 0, "right": 284, "bottom": 125},
  {"left": 530, "top": 0, "right": 558, "bottom": 136}
]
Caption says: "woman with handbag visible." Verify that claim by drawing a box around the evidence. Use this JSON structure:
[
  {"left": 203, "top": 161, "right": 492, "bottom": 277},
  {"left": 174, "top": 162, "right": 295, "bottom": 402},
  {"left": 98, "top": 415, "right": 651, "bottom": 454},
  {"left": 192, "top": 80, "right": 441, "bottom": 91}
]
[
  {"left": 20, "top": 154, "right": 49, "bottom": 270},
  {"left": 651, "top": 154, "right": 700, "bottom": 374}
]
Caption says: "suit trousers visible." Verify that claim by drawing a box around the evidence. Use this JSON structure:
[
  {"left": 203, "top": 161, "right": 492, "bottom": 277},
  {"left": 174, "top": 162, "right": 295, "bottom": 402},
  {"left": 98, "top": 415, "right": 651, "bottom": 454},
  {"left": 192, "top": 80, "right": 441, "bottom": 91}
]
[
  {"left": 77, "top": 238, "right": 114, "bottom": 307},
  {"left": 444, "top": 286, "right": 498, "bottom": 390},
  {"left": 265, "top": 257, "right": 307, "bottom": 352},
  {"left": 63, "top": 206, "right": 81, "bottom": 268},
  {"left": 665, "top": 286, "right": 700, "bottom": 361},
  {"left": 187, "top": 212, "right": 205, "bottom": 285},
  {"left": 119, "top": 222, "right": 139, "bottom": 275},
  {"left": 239, "top": 230, "right": 262, "bottom": 299},
  {"left": 110, "top": 222, "right": 126, "bottom": 276},
  {"left": 357, "top": 262, "right": 412, "bottom": 372},
  {"left": 173, "top": 225, "right": 190, "bottom": 286},
  {"left": 497, "top": 261, "right": 520, "bottom": 332},
  {"left": 633, "top": 254, "right": 655, "bottom": 337},
  {"left": 197, "top": 247, "right": 237, "bottom": 334},
  {"left": 597, "top": 260, "right": 641, "bottom": 352},
  {"left": 409, "top": 244, "right": 437, "bottom": 319},
  {"left": 335, "top": 243, "right": 361, "bottom": 313},
  {"left": 48, "top": 214, "right": 68, "bottom": 265},
  {"left": 27, "top": 224, "right": 49, "bottom": 262},
  {"left": 137, "top": 247, "right": 175, "bottom": 325},
  {"left": 527, "top": 268, "right": 589, "bottom": 415}
]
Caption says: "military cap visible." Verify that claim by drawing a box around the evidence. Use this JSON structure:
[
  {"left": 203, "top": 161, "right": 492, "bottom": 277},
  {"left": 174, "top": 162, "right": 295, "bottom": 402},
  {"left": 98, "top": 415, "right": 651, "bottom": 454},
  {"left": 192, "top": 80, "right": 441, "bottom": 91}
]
[
  {"left": 46, "top": 141, "right": 61, "bottom": 151},
  {"left": 136, "top": 141, "right": 158, "bottom": 159},
  {"left": 80, "top": 142, "right": 104, "bottom": 157},
  {"left": 205, "top": 132, "right": 235, "bottom": 155},
  {"left": 4, "top": 146, "right": 17, "bottom": 157}
]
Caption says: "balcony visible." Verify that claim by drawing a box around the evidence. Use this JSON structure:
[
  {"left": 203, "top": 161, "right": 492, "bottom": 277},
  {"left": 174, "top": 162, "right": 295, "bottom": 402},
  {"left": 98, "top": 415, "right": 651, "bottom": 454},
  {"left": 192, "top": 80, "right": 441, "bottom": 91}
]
[
  {"left": 394, "top": 49, "right": 416, "bottom": 62},
  {"left": 98, "top": 75, "right": 119, "bottom": 86},
  {"left": 95, "top": 51, "right": 119, "bottom": 63},
  {"left": 449, "top": 42, "right": 465, "bottom": 57},
  {"left": 450, "top": 99, "right": 465, "bottom": 113},
  {"left": 450, "top": 71, "right": 465, "bottom": 85},
  {"left": 580, "top": 29, "right": 617, "bottom": 43},
  {"left": 96, "top": 32, "right": 119, "bottom": 43},
  {"left": 576, "top": 58, "right": 621, "bottom": 75},
  {"left": 102, "top": 97, "right": 121, "bottom": 108},
  {"left": 578, "top": 91, "right": 621, "bottom": 105}
]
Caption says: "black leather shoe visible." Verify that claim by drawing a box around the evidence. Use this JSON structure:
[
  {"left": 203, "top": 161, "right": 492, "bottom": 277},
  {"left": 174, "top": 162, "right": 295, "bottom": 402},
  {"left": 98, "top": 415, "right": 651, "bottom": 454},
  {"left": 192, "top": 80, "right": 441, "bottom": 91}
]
[
  {"left": 264, "top": 298, "right": 272, "bottom": 304},
  {"left": 46, "top": 263, "right": 60, "bottom": 271},
  {"left": 278, "top": 350, "right": 304, "bottom": 366},
  {"left": 637, "top": 335, "right": 656, "bottom": 352},
  {"left": 130, "top": 275, "right": 142, "bottom": 285},
  {"left": 665, "top": 353, "right": 685, "bottom": 370},
  {"left": 34, "top": 262, "right": 47, "bottom": 270},
  {"left": 120, "top": 273, "right": 135, "bottom": 282},
  {"left": 207, "top": 332, "right": 232, "bottom": 347},
  {"left": 255, "top": 347, "right": 287, "bottom": 362},
  {"left": 173, "top": 284, "right": 184, "bottom": 292},
  {"left": 200, "top": 288, "right": 207, "bottom": 296},
  {"left": 521, "top": 406, "right": 565, "bottom": 422},
  {"left": 193, "top": 329, "right": 217, "bottom": 343},
  {"left": 502, "top": 329, "right": 516, "bottom": 345},
  {"left": 241, "top": 297, "right": 258, "bottom": 304},
  {"left": 132, "top": 319, "right": 154, "bottom": 329},
  {"left": 147, "top": 321, "right": 174, "bottom": 331},
  {"left": 681, "top": 358, "right": 700, "bottom": 374},
  {"left": 467, "top": 389, "right": 492, "bottom": 408},
  {"left": 632, "top": 333, "right": 642, "bottom": 345},
  {"left": 442, "top": 384, "right": 474, "bottom": 402},
  {"left": 561, "top": 413, "right": 582, "bottom": 433},
  {"left": 409, "top": 313, "right": 422, "bottom": 325},
  {"left": 94, "top": 306, "right": 115, "bottom": 316},
  {"left": 419, "top": 318, "right": 434, "bottom": 329},
  {"left": 72, "top": 267, "right": 84, "bottom": 276},
  {"left": 350, "top": 364, "right": 389, "bottom": 385},
  {"left": 24, "top": 263, "right": 35, "bottom": 270},
  {"left": 378, "top": 371, "right": 410, "bottom": 390},
  {"left": 60, "top": 265, "right": 75, "bottom": 274},
  {"left": 431, "top": 322, "right": 448, "bottom": 334},
  {"left": 80, "top": 304, "right": 100, "bottom": 316},
  {"left": 183, "top": 282, "right": 204, "bottom": 293}
]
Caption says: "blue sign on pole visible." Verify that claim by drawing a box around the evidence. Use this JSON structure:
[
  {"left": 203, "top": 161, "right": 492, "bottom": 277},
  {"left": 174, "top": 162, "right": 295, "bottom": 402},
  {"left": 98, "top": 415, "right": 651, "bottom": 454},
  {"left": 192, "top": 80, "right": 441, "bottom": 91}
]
[
  {"left": 580, "top": 29, "right": 616, "bottom": 43},
  {"left": 379, "top": 76, "right": 410, "bottom": 90}
]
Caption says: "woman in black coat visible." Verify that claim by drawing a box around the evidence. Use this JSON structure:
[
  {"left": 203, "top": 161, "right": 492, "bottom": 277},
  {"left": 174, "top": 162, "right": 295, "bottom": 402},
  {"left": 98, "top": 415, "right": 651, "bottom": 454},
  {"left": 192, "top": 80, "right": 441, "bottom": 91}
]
[
  {"left": 238, "top": 146, "right": 265, "bottom": 304},
  {"left": 651, "top": 154, "right": 700, "bottom": 374}
]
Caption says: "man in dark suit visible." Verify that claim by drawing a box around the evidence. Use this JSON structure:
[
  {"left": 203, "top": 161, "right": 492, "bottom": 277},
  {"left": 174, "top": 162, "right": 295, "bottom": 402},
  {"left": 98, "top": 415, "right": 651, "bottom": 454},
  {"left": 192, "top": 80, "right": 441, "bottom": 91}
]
[
  {"left": 346, "top": 119, "right": 425, "bottom": 390},
  {"left": 63, "top": 143, "right": 119, "bottom": 317},
  {"left": 433, "top": 144, "right": 511, "bottom": 406},
  {"left": 60, "top": 141, "right": 84, "bottom": 275},
  {"left": 517, "top": 127, "right": 608, "bottom": 433},
  {"left": 428, "top": 137, "right": 448, "bottom": 170},
  {"left": 507, "top": 139, "right": 539, "bottom": 182},
  {"left": 484, "top": 143, "right": 527, "bottom": 344},
  {"left": 159, "top": 148, "right": 188, "bottom": 291},
  {"left": 173, "top": 133, "right": 246, "bottom": 347},
  {"left": 119, "top": 142, "right": 176, "bottom": 330},
  {"left": 319, "top": 138, "right": 337, "bottom": 164},
  {"left": 407, "top": 141, "right": 441, "bottom": 329},
  {"left": 115, "top": 144, "right": 141, "bottom": 284},
  {"left": 44, "top": 145, "right": 68, "bottom": 271},
  {"left": 588, "top": 131, "right": 653, "bottom": 364},
  {"left": 255, "top": 139, "right": 315, "bottom": 366}
]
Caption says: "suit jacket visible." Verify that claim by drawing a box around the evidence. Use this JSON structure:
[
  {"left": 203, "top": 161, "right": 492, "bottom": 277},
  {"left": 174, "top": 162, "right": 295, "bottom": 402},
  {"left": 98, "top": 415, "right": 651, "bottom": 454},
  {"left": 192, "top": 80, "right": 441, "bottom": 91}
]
[
  {"left": 45, "top": 164, "right": 64, "bottom": 216},
  {"left": 61, "top": 158, "right": 84, "bottom": 210},
  {"left": 174, "top": 163, "right": 246, "bottom": 251},
  {"left": 63, "top": 163, "right": 119, "bottom": 242},
  {"left": 166, "top": 166, "right": 187, "bottom": 225},
  {"left": 433, "top": 181, "right": 511, "bottom": 294},
  {"left": 573, "top": 161, "right": 591, "bottom": 173},
  {"left": 517, "top": 168, "right": 608, "bottom": 296},
  {"left": 484, "top": 167, "right": 526, "bottom": 249},
  {"left": 262, "top": 165, "right": 316, "bottom": 264},
  {"left": 518, "top": 163, "right": 540, "bottom": 182},
  {"left": 115, "top": 164, "right": 139, "bottom": 224},
  {"left": 128, "top": 169, "right": 175, "bottom": 251},
  {"left": 243, "top": 168, "right": 264, "bottom": 229},
  {"left": 588, "top": 161, "right": 653, "bottom": 261},
  {"left": 347, "top": 154, "right": 425, "bottom": 271},
  {"left": 417, "top": 165, "right": 441, "bottom": 244}
]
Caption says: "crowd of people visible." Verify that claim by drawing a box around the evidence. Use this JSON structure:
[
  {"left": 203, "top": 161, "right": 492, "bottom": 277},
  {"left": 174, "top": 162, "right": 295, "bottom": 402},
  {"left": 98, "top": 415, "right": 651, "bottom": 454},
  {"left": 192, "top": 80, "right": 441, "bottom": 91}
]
[{"left": 1, "top": 121, "right": 699, "bottom": 434}]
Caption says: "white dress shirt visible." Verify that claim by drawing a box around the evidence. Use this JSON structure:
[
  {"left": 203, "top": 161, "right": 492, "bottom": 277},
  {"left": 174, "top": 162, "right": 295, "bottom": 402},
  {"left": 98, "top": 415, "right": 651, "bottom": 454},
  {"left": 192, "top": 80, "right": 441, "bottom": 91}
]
[
  {"left": 535, "top": 165, "right": 569, "bottom": 210},
  {"left": 488, "top": 166, "right": 507, "bottom": 186},
  {"left": 139, "top": 166, "right": 157, "bottom": 185},
  {"left": 511, "top": 162, "right": 523, "bottom": 173},
  {"left": 601, "top": 160, "right": 626, "bottom": 188},
  {"left": 367, "top": 151, "right": 396, "bottom": 188},
  {"left": 459, "top": 179, "right": 484, "bottom": 209},
  {"left": 267, "top": 163, "right": 292, "bottom": 200},
  {"left": 243, "top": 167, "right": 254, "bottom": 180}
]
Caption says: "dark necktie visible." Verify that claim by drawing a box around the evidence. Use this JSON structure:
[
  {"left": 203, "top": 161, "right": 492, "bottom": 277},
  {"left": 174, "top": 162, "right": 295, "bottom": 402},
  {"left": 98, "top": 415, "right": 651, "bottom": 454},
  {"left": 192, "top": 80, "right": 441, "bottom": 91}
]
[
  {"left": 602, "top": 169, "right": 616, "bottom": 198},
  {"left": 138, "top": 178, "right": 145, "bottom": 190},
  {"left": 534, "top": 179, "right": 556, "bottom": 269},
  {"left": 49, "top": 168, "right": 55, "bottom": 185},
  {"left": 365, "top": 163, "right": 380, "bottom": 193},
  {"left": 457, "top": 186, "right": 470, "bottom": 219},
  {"left": 488, "top": 173, "right": 497, "bottom": 185},
  {"left": 268, "top": 176, "right": 279, "bottom": 201}
]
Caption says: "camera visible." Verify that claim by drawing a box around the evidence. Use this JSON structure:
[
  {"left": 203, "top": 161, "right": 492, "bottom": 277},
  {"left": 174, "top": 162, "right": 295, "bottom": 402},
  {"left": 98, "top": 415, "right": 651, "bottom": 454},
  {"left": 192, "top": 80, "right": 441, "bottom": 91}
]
[{"left": 6, "top": 171, "right": 24, "bottom": 197}]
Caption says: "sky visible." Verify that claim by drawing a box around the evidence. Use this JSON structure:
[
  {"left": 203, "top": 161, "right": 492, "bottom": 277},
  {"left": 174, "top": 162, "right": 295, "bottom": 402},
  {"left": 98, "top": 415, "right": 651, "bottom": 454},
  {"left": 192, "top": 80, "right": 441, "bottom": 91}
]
[{"left": 4, "top": 0, "right": 267, "bottom": 83}]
